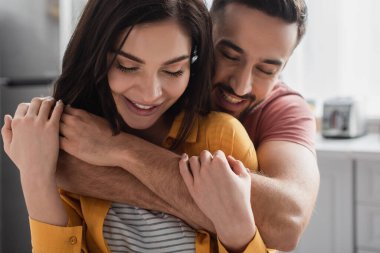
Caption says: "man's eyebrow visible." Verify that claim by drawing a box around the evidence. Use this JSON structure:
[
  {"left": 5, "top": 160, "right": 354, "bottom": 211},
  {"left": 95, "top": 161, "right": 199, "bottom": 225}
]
[
  {"left": 217, "top": 39, "right": 244, "bottom": 54},
  {"left": 217, "top": 39, "right": 283, "bottom": 66},
  {"left": 262, "top": 59, "right": 283, "bottom": 66}
]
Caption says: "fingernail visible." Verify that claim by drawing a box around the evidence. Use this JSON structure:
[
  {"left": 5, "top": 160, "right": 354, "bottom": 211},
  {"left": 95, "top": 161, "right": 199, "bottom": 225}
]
[{"left": 181, "top": 153, "right": 188, "bottom": 160}]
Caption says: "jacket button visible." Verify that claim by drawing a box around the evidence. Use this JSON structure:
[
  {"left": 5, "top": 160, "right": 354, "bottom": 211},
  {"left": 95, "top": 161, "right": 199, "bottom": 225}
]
[{"left": 69, "top": 236, "right": 78, "bottom": 245}]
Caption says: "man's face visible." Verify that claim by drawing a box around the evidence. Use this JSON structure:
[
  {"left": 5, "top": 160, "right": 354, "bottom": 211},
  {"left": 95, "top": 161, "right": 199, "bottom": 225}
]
[{"left": 211, "top": 3, "right": 298, "bottom": 118}]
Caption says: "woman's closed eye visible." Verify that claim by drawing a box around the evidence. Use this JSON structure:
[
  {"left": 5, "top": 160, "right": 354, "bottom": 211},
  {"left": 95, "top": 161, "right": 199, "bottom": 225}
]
[
  {"left": 163, "top": 69, "right": 184, "bottom": 77},
  {"left": 116, "top": 63, "right": 138, "bottom": 73},
  {"left": 116, "top": 61, "right": 185, "bottom": 77}
]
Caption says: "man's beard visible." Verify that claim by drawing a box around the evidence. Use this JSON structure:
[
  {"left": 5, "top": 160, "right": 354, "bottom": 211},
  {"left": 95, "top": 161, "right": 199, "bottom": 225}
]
[{"left": 212, "top": 82, "right": 257, "bottom": 118}]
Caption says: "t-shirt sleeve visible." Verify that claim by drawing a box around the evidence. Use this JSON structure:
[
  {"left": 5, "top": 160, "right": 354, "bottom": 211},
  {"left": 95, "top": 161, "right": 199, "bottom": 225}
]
[
  {"left": 257, "top": 94, "right": 316, "bottom": 154},
  {"left": 29, "top": 191, "right": 88, "bottom": 253}
]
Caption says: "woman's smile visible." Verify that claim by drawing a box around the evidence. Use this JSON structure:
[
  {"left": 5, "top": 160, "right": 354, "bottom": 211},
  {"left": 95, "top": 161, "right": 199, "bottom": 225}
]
[{"left": 121, "top": 95, "right": 163, "bottom": 117}]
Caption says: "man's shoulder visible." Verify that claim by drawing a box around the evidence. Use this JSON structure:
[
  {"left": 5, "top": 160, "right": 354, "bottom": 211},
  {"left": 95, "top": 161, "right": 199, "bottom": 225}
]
[
  {"left": 243, "top": 82, "right": 316, "bottom": 150},
  {"left": 263, "top": 82, "right": 306, "bottom": 108},
  {"left": 250, "top": 82, "right": 311, "bottom": 118}
]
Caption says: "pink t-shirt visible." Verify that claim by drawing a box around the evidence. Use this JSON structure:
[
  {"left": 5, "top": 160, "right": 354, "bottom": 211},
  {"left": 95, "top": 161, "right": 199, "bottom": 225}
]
[{"left": 242, "top": 82, "right": 316, "bottom": 154}]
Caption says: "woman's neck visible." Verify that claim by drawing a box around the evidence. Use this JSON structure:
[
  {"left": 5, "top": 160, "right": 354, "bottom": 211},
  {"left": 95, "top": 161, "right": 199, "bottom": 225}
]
[{"left": 123, "top": 114, "right": 174, "bottom": 146}]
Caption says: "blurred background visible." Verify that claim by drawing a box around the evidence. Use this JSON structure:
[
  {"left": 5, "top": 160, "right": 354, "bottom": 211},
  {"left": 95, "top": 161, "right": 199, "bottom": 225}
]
[{"left": 0, "top": 0, "right": 379, "bottom": 252}]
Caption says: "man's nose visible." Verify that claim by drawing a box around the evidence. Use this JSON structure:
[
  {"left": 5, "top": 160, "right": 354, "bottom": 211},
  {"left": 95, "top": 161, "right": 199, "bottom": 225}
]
[{"left": 230, "top": 67, "right": 253, "bottom": 96}]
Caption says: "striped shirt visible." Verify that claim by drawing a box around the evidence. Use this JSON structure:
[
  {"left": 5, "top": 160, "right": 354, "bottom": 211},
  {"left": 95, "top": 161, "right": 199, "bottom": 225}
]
[{"left": 103, "top": 203, "right": 196, "bottom": 253}]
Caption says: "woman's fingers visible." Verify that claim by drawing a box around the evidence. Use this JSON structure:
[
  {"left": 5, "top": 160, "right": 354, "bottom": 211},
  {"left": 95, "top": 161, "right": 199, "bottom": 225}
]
[
  {"left": 1, "top": 115, "right": 13, "bottom": 152},
  {"left": 14, "top": 103, "right": 29, "bottom": 119},
  {"left": 38, "top": 98, "right": 56, "bottom": 121},
  {"left": 199, "top": 150, "right": 213, "bottom": 164},
  {"left": 179, "top": 153, "right": 194, "bottom": 192},
  {"left": 189, "top": 155, "right": 201, "bottom": 179},
  {"left": 50, "top": 100, "right": 65, "bottom": 125},
  {"left": 227, "top": 155, "right": 250, "bottom": 176},
  {"left": 26, "top": 98, "right": 44, "bottom": 117}
]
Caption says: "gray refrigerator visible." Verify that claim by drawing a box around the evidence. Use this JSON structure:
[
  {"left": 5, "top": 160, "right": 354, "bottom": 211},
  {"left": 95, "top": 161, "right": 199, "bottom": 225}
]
[{"left": 1, "top": 0, "right": 62, "bottom": 251}]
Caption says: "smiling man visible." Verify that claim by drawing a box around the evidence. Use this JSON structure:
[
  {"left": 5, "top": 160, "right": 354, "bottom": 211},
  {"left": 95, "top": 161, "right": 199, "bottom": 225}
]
[
  {"left": 204, "top": 1, "right": 320, "bottom": 250},
  {"left": 14, "top": 0, "right": 319, "bottom": 252}
]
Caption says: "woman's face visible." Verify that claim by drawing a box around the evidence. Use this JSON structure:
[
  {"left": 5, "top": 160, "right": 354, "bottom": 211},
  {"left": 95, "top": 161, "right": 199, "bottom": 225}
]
[{"left": 108, "top": 19, "right": 192, "bottom": 130}]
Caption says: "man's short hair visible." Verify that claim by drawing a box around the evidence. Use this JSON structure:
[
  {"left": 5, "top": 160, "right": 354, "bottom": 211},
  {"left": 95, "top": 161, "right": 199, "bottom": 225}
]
[{"left": 210, "top": 0, "right": 308, "bottom": 46}]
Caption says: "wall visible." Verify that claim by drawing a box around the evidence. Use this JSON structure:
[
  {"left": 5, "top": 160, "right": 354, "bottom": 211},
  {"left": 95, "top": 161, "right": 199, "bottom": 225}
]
[
  {"left": 282, "top": 0, "right": 380, "bottom": 118},
  {"left": 0, "top": 0, "right": 59, "bottom": 78}
]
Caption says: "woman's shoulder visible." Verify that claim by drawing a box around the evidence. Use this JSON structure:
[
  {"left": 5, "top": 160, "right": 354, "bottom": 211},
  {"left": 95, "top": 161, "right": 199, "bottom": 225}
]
[
  {"left": 199, "top": 111, "right": 243, "bottom": 129},
  {"left": 197, "top": 111, "right": 252, "bottom": 149},
  {"left": 196, "top": 111, "right": 257, "bottom": 170}
]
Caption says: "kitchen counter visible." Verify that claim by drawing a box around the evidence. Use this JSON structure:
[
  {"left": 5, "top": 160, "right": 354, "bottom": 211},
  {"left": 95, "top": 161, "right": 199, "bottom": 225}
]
[{"left": 316, "top": 133, "right": 380, "bottom": 159}]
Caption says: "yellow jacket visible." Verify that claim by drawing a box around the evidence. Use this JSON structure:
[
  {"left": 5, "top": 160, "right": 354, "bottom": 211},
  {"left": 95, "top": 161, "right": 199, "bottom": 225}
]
[{"left": 30, "top": 112, "right": 271, "bottom": 253}]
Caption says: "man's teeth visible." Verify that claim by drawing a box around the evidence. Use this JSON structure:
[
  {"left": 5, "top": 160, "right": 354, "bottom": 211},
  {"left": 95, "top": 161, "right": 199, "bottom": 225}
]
[
  {"left": 222, "top": 91, "right": 243, "bottom": 104},
  {"left": 133, "top": 102, "right": 155, "bottom": 110}
]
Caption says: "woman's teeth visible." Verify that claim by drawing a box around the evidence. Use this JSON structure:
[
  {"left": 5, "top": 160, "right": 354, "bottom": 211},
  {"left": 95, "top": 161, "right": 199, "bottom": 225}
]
[{"left": 133, "top": 102, "right": 155, "bottom": 110}]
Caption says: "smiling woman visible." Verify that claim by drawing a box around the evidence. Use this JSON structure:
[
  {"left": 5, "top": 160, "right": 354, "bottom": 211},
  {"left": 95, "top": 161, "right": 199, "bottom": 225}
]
[
  {"left": 107, "top": 20, "right": 192, "bottom": 135},
  {"left": 54, "top": 0, "right": 213, "bottom": 151}
]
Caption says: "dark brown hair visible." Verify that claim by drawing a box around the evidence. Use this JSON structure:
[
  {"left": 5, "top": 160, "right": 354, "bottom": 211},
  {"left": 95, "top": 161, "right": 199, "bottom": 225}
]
[
  {"left": 54, "top": 0, "right": 213, "bottom": 150},
  {"left": 211, "top": 0, "right": 308, "bottom": 46}
]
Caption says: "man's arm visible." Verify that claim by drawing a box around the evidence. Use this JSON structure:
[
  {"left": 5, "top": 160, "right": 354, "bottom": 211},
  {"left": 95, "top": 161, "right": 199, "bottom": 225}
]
[
  {"left": 251, "top": 141, "right": 320, "bottom": 251},
  {"left": 92, "top": 133, "right": 318, "bottom": 251},
  {"left": 58, "top": 107, "right": 318, "bottom": 251},
  {"left": 56, "top": 151, "right": 215, "bottom": 233},
  {"left": 59, "top": 133, "right": 318, "bottom": 251}
]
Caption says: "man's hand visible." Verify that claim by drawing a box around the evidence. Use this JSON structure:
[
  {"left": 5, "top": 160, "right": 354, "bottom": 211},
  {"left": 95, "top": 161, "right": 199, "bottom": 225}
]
[
  {"left": 59, "top": 106, "right": 120, "bottom": 167},
  {"left": 179, "top": 150, "right": 256, "bottom": 252}
]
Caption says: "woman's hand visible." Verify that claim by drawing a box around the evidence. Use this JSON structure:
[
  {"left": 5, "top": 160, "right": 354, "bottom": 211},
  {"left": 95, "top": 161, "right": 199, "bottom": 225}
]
[
  {"left": 2, "top": 98, "right": 68, "bottom": 226},
  {"left": 2, "top": 97, "right": 64, "bottom": 179},
  {"left": 179, "top": 150, "right": 256, "bottom": 252},
  {"left": 59, "top": 106, "right": 119, "bottom": 167}
]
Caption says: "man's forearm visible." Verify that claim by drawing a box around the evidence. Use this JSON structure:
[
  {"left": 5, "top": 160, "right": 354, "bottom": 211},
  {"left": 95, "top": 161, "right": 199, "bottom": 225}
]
[
  {"left": 110, "top": 134, "right": 216, "bottom": 233},
  {"left": 251, "top": 141, "right": 320, "bottom": 251},
  {"left": 250, "top": 174, "right": 306, "bottom": 249},
  {"left": 56, "top": 152, "right": 210, "bottom": 230}
]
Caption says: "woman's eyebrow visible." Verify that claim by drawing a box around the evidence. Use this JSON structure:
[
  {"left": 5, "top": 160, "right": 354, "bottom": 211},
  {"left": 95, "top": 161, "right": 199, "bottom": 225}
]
[
  {"left": 163, "top": 55, "right": 190, "bottom": 66},
  {"left": 116, "top": 50, "right": 189, "bottom": 66},
  {"left": 117, "top": 50, "right": 145, "bottom": 64}
]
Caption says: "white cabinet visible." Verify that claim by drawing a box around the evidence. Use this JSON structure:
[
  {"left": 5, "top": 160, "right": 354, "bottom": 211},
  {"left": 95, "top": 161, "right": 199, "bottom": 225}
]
[
  {"left": 289, "top": 153, "right": 354, "bottom": 253},
  {"left": 282, "top": 135, "right": 380, "bottom": 253},
  {"left": 356, "top": 159, "right": 380, "bottom": 253}
]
